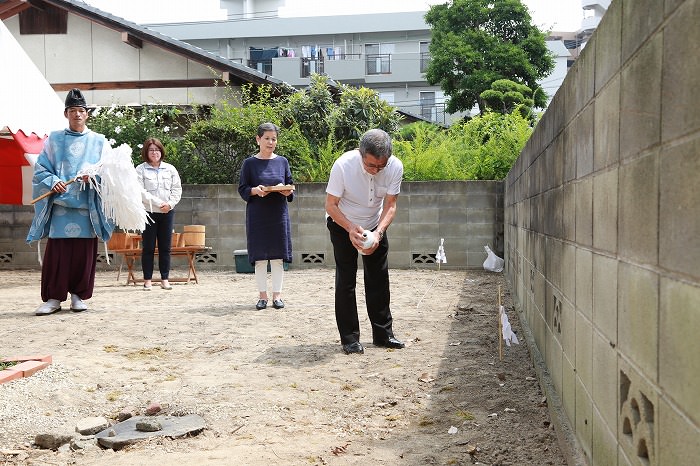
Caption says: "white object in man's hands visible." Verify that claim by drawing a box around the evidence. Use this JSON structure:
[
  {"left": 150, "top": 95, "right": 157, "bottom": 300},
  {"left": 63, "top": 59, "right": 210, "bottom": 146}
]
[{"left": 361, "top": 230, "right": 375, "bottom": 249}]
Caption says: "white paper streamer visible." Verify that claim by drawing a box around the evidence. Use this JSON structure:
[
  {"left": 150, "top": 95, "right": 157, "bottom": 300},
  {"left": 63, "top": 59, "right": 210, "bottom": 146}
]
[
  {"left": 500, "top": 305, "right": 520, "bottom": 347},
  {"left": 80, "top": 143, "right": 149, "bottom": 232},
  {"left": 436, "top": 238, "right": 447, "bottom": 264}
]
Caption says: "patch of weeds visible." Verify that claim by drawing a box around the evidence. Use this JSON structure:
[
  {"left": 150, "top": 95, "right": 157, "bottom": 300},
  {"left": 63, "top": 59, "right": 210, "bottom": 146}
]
[
  {"left": 164, "top": 374, "right": 177, "bottom": 382},
  {"left": 103, "top": 345, "right": 119, "bottom": 352},
  {"left": 106, "top": 390, "right": 122, "bottom": 401},
  {"left": 438, "top": 385, "right": 455, "bottom": 393},
  {"left": 290, "top": 382, "right": 298, "bottom": 389},
  {"left": 341, "top": 384, "right": 354, "bottom": 391},
  {"left": 418, "top": 417, "right": 435, "bottom": 426},
  {"left": 457, "top": 410, "right": 475, "bottom": 421},
  {"left": 125, "top": 347, "right": 165, "bottom": 360},
  {"left": 0, "top": 360, "right": 18, "bottom": 370},
  {"left": 384, "top": 414, "right": 400, "bottom": 421}
]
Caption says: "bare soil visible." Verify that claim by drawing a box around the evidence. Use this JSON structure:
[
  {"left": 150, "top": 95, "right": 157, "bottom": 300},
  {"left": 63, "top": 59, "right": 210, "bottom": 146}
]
[{"left": 0, "top": 266, "right": 565, "bottom": 465}]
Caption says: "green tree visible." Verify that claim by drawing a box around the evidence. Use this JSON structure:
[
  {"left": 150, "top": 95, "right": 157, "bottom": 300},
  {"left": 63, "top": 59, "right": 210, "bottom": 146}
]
[
  {"left": 479, "top": 78, "right": 546, "bottom": 119},
  {"left": 329, "top": 83, "right": 402, "bottom": 151},
  {"left": 176, "top": 84, "right": 281, "bottom": 184},
  {"left": 424, "top": 0, "right": 554, "bottom": 115},
  {"left": 88, "top": 104, "right": 180, "bottom": 165}
]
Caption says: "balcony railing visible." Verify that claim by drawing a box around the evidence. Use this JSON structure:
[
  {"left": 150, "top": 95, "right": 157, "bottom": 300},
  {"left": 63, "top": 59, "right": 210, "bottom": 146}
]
[
  {"left": 366, "top": 54, "right": 391, "bottom": 75},
  {"left": 247, "top": 60, "right": 272, "bottom": 74},
  {"left": 301, "top": 57, "right": 324, "bottom": 78},
  {"left": 400, "top": 103, "right": 447, "bottom": 125}
]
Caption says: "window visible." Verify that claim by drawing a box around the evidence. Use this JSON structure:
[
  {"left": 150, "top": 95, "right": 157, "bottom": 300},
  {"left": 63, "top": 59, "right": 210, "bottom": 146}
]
[
  {"left": 365, "top": 43, "right": 394, "bottom": 75},
  {"left": 420, "top": 41, "right": 431, "bottom": 73},
  {"left": 378, "top": 92, "right": 395, "bottom": 105},
  {"left": 420, "top": 91, "right": 446, "bottom": 123}
]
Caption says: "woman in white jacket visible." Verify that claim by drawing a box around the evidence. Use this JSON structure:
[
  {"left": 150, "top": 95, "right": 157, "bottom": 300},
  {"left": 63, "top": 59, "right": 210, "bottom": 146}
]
[{"left": 135, "top": 138, "right": 182, "bottom": 290}]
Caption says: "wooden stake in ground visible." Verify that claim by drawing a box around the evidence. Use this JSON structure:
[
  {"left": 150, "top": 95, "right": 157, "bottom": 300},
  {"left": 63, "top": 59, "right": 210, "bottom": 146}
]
[{"left": 498, "top": 284, "right": 503, "bottom": 361}]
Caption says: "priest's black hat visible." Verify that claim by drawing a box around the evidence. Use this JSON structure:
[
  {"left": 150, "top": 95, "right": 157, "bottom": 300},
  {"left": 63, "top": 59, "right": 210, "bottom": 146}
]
[{"left": 64, "top": 88, "right": 87, "bottom": 109}]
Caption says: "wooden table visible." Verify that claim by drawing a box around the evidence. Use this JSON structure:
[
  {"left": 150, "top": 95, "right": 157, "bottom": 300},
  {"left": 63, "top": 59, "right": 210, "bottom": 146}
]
[{"left": 110, "top": 246, "right": 211, "bottom": 285}]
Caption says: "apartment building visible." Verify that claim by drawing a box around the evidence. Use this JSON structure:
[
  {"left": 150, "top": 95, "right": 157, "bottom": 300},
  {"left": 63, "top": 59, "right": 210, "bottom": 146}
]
[
  {"left": 148, "top": 0, "right": 581, "bottom": 125},
  {"left": 148, "top": 9, "right": 458, "bottom": 124}
]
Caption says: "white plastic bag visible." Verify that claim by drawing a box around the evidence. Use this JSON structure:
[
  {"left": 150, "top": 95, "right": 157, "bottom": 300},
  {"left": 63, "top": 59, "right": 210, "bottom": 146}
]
[{"left": 483, "top": 245, "right": 504, "bottom": 272}]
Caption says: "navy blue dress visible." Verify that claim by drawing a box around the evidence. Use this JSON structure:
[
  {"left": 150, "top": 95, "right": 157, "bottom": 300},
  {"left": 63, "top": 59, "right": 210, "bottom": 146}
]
[{"left": 238, "top": 155, "right": 294, "bottom": 265}]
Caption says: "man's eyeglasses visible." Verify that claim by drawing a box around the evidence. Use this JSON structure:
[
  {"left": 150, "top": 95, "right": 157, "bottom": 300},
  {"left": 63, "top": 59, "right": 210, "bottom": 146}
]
[{"left": 362, "top": 156, "right": 388, "bottom": 171}]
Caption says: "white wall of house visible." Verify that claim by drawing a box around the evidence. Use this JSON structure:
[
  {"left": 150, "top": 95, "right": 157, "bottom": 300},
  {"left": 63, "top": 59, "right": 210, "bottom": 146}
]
[{"left": 3, "top": 15, "right": 226, "bottom": 107}]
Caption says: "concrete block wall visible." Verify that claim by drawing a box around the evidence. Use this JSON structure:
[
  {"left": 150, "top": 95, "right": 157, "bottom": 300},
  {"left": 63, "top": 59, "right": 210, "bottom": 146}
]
[
  {"left": 504, "top": 1, "right": 700, "bottom": 464},
  {"left": 0, "top": 180, "right": 502, "bottom": 270}
]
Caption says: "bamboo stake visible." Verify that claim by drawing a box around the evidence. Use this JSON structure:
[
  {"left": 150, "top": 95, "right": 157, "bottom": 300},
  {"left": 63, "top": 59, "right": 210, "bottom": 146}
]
[
  {"left": 498, "top": 284, "right": 503, "bottom": 361},
  {"left": 30, "top": 178, "right": 77, "bottom": 204}
]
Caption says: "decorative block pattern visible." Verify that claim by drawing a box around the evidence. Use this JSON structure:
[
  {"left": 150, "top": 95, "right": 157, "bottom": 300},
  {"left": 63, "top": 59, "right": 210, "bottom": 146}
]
[
  {"left": 619, "top": 370, "right": 655, "bottom": 464},
  {"left": 195, "top": 252, "right": 216, "bottom": 264},
  {"left": 301, "top": 253, "right": 325, "bottom": 264},
  {"left": 411, "top": 253, "right": 436, "bottom": 264}
]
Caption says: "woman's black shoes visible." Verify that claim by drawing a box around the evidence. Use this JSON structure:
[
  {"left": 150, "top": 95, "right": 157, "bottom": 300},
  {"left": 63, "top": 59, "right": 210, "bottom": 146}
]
[{"left": 255, "top": 299, "right": 284, "bottom": 310}]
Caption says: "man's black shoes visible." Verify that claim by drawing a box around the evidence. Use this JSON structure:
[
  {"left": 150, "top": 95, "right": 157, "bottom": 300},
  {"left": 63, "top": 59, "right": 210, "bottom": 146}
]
[
  {"left": 342, "top": 341, "right": 365, "bottom": 354},
  {"left": 373, "top": 337, "right": 405, "bottom": 349}
]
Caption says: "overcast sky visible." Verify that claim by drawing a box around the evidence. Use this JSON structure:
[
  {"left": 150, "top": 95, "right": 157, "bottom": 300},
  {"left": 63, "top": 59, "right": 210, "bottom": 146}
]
[{"left": 83, "top": 0, "right": 584, "bottom": 31}]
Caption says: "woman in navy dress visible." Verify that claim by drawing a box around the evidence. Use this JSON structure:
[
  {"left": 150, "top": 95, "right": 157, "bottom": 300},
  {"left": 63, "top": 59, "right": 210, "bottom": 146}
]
[{"left": 238, "top": 123, "right": 294, "bottom": 310}]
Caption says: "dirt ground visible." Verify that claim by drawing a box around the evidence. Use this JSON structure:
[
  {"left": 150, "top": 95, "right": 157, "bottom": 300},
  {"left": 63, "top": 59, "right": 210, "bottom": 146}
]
[{"left": 0, "top": 265, "right": 566, "bottom": 466}]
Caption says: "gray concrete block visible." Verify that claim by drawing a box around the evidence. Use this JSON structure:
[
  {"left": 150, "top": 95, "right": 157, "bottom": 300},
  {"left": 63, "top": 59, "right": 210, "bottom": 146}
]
[
  {"left": 561, "top": 299, "right": 577, "bottom": 365},
  {"left": 621, "top": 0, "right": 663, "bottom": 63},
  {"left": 591, "top": 408, "right": 619, "bottom": 466},
  {"left": 593, "top": 168, "right": 618, "bottom": 253},
  {"left": 559, "top": 242, "right": 576, "bottom": 303},
  {"left": 659, "top": 140, "right": 700, "bottom": 280},
  {"left": 592, "top": 253, "right": 618, "bottom": 344},
  {"left": 592, "top": 330, "right": 618, "bottom": 428},
  {"left": 561, "top": 183, "right": 576, "bottom": 242},
  {"left": 547, "top": 333, "right": 564, "bottom": 396},
  {"left": 658, "top": 397, "right": 700, "bottom": 466},
  {"left": 594, "top": 75, "right": 620, "bottom": 171},
  {"left": 563, "top": 129, "right": 576, "bottom": 183},
  {"left": 618, "top": 152, "right": 658, "bottom": 265},
  {"left": 618, "top": 263, "right": 659, "bottom": 381},
  {"left": 575, "top": 178, "right": 593, "bottom": 247},
  {"left": 575, "top": 378, "right": 593, "bottom": 458},
  {"left": 594, "top": 0, "right": 622, "bottom": 92},
  {"left": 575, "top": 105, "right": 595, "bottom": 179},
  {"left": 659, "top": 278, "right": 700, "bottom": 426},
  {"left": 620, "top": 35, "right": 662, "bottom": 160},
  {"left": 575, "top": 248, "right": 592, "bottom": 319},
  {"left": 407, "top": 206, "right": 439, "bottom": 224},
  {"left": 576, "top": 39, "right": 596, "bottom": 111}
]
